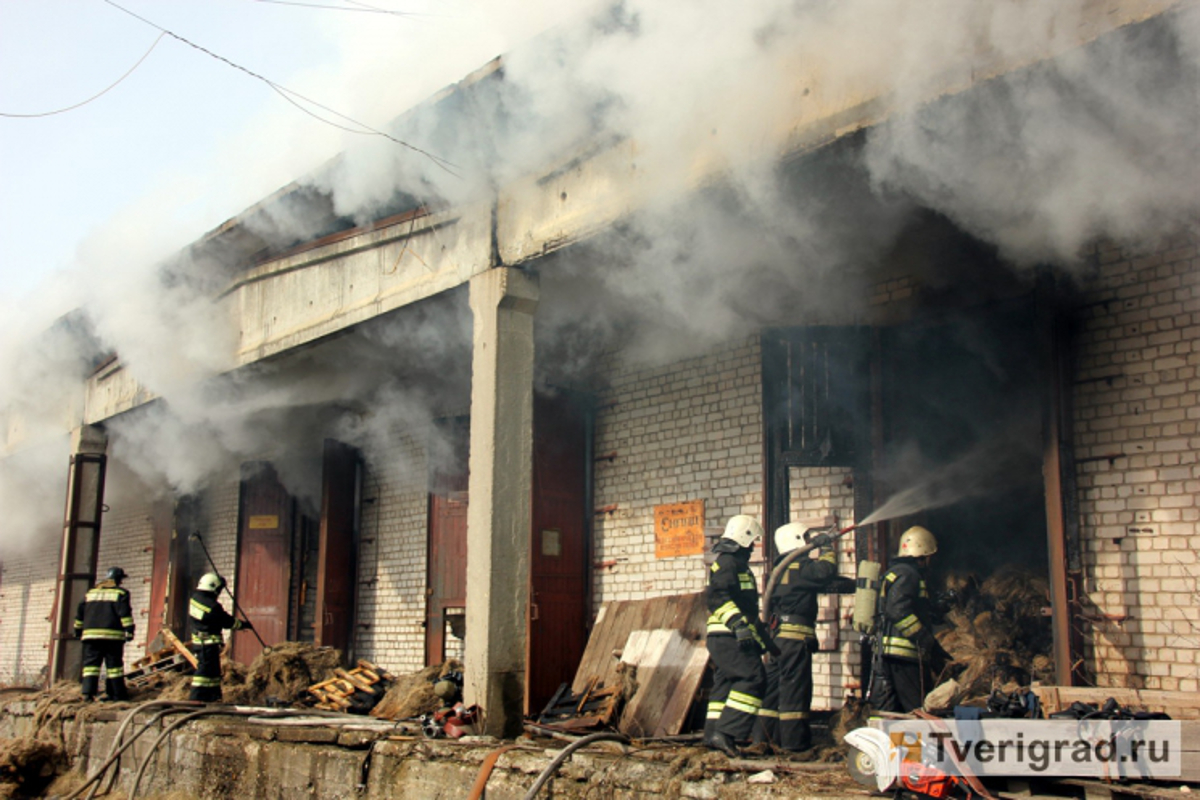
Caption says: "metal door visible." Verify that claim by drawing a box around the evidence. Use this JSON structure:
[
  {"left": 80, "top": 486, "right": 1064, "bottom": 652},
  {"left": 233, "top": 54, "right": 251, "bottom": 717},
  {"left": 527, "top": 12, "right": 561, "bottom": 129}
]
[
  {"left": 233, "top": 463, "right": 294, "bottom": 663},
  {"left": 315, "top": 440, "right": 363, "bottom": 657},
  {"left": 526, "top": 392, "right": 589, "bottom": 715},
  {"left": 425, "top": 418, "right": 469, "bottom": 665}
]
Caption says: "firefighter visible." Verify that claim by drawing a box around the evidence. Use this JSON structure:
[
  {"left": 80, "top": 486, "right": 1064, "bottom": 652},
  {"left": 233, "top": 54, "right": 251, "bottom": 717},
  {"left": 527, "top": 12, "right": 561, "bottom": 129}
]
[
  {"left": 74, "top": 566, "right": 135, "bottom": 702},
  {"left": 868, "top": 525, "right": 945, "bottom": 713},
  {"left": 754, "top": 523, "right": 855, "bottom": 752},
  {"left": 188, "top": 572, "right": 251, "bottom": 702},
  {"left": 704, "top": 514, "right": 773, "bottom": 757}
]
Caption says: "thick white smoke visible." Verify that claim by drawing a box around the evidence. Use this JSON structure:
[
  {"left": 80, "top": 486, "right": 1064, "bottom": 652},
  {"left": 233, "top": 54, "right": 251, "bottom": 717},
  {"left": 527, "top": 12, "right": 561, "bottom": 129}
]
[{"left": 3, "top": 0, "right": 1198, "bottom": 553}]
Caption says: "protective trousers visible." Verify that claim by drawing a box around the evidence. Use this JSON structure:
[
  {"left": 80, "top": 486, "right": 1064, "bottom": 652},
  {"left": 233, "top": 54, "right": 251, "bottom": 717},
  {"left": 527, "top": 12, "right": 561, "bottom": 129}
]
[
  {"left": 869, "top": 655, "right": 928, "bottom": 713},
  {"left": 81, "top": 640, "right": 128, "bottom": 701},
  {"left": 705, "top": 634, "right": 766, "bottom": 743},
  {"left": 754, "top": 637, "right": 814, "bottom": 751},
  {"left": 189, "top": 642, "right": 224, "bottom": 702}
]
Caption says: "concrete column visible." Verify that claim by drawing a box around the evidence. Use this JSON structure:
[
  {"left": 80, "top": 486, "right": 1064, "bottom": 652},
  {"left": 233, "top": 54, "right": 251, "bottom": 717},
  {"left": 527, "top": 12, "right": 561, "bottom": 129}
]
[{"left": 464, "top": 267, "right": 539, "bottom": 738}]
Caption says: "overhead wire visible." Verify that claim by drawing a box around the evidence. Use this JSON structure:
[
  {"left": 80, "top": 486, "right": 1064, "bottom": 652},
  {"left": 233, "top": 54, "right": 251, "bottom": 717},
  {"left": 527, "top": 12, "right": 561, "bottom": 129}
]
[
  {"left": 251, "top": 0, "right": 418, "bottom": 16},
  {"left": 99, "top": 0, "right": 460, "bottom": 176},
  {"left": 0, "top": 32, "right": 166, "bottom": 118}
]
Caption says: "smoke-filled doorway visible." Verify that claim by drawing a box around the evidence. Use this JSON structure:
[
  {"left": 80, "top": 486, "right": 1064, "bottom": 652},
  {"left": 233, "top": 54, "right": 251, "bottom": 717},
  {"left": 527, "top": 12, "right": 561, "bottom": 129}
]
[{"left": 878, "top": 298, "right": 1048, "bottom": 585}]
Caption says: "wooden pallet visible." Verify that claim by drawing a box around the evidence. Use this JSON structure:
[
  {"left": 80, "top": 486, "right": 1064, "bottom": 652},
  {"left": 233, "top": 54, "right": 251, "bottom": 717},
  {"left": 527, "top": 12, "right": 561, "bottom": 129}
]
[
  {"left": 308, "top": 660, "right": 394, "bottom": 712},
  {"left": 125, "top": 629, "right": 197, "bottom": 687}
]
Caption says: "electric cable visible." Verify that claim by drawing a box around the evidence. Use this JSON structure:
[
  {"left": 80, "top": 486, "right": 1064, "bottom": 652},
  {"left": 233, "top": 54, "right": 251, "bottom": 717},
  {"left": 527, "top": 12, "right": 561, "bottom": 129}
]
[
  {"left": 0, "top": 32, "right": 165, "bottom": 118},
  {"left": 99, "top": 0, "right": 459, "bottom": 176}
]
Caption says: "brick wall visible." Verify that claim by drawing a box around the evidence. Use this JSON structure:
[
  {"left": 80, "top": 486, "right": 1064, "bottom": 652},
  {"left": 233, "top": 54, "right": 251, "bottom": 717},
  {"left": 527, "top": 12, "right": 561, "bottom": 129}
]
[
  {"left": 592, "top": 336, "right": 763, "bottom": 605},
  {"left": 95, "top": 495, "right": 156, "bottom": 661},
  {"left": 788, "top": 466, "right": 859, "bottom": 709},
  {"left": 1073, "top": 231, "right": 1200, "bottom": 692},
  {"left": 353, "top": 430, "right": 430, "bottom": 674},
  {"left": 0, "top": 543, "right": 58, "bottom": 684}
]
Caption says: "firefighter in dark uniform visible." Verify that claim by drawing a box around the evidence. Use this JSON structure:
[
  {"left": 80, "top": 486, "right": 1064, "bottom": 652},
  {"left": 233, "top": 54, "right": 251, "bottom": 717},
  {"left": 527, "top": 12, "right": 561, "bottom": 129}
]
[
  {"left": 74, "top": 566, "right": 135, "bottom": 701},
  {"left": 188, "top": 572, "right": 251, "bottom": 702},
  {"left": 704, "top": 515, "right": 774, "bottom": 757},
  {"left": 869, "top": 525, "right": 943, "bottom": 713},
  {"left": 754, "top": 523, "right": 855, "bottom": 752}
]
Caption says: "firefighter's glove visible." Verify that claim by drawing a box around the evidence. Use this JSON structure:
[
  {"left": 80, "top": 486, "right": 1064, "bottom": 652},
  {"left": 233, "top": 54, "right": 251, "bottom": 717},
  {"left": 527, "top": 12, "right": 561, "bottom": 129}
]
[
  {"left": 237, "top": 620, "right": 254, "bottom": 632},
  {"left": 125, "top": 631, "right": 135, "bottom": 642},
  {"left": 809, "top": 532, "right": 834, "bottom": 549},
  {"left": 734, "top": 624, "right": 763, "bottom": 654}
]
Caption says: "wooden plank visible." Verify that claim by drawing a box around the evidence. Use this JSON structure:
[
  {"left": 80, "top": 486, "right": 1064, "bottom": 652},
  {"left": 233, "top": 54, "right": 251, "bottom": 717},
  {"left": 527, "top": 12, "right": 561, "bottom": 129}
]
[
  {"left": 162, "top": 628, "right": 199, "bottom": 669},
  {"left": 658, "top": 636, "right": 710, "bottom": 736}
]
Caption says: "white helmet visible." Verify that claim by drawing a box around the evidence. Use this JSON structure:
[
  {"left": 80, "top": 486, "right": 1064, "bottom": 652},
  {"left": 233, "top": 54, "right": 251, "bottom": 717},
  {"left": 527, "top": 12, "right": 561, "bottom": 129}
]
[
  {"left": 774, "top": 523, "right": 808, "bottom": 555},
  {"left": 721, "top": 515, "right": 764, "bottom": 548},
  {"left": 198, "top": 572, "right": 225, "bottom": 593},
  {"left": 897, "top": 526, "right": 937, "bottom": 558}
]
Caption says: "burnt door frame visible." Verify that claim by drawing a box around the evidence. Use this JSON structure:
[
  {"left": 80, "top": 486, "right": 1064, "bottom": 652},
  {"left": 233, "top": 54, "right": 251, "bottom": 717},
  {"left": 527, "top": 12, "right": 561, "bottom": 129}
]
[
  {"left": 314, "top": 439, "right": 364, "bottom": 658},
  {"left": 761, "top": 327, "right": 873, "bottom": 564},
  {"left": 145, "top": 501, "right": 178, "bottom": 649}
]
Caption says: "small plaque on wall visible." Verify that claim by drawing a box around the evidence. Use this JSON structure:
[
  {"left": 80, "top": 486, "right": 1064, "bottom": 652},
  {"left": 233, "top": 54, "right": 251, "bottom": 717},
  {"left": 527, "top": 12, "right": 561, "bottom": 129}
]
[
  {"left": 248, "top": 515, "right": 279, "bottom": 530},
  {"left": 654, "top": 500, "right": 705, "bottom": 558}
]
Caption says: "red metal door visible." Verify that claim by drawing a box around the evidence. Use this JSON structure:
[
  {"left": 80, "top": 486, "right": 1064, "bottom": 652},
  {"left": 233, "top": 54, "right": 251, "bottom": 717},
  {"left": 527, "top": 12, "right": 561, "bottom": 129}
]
[
  {"left": 527, "top": 392, "right": 589, "bottom": 715},
  {"left": 233, "top": 463, "right": 293, "bottom": 664},
  {"left": 315, "top": 440, "right": 362, "bottom": 657},
  {"left": 425, "top": 418, "right": 470, "bottom": 665}
]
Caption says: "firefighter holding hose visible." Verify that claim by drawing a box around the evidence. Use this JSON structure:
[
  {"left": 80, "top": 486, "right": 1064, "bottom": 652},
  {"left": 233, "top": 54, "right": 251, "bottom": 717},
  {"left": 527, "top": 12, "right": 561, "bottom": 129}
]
[
  {"left": 188, "top": 572, "right": 253, "bottom": 702},
  {"left": 704, "top": 515, "right": 776, "bottom": 758},
  {"left": 754, "top": 523, "right": 855, "bottom": 752},
  {"left": 868, "top": 525, "right": 948, "bottom": 713}
]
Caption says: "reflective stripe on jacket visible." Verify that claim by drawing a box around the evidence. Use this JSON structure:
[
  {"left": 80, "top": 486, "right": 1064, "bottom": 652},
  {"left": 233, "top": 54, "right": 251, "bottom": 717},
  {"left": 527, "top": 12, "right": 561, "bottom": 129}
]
[
  {"left": 876, "top": 557, "right": 931, "bottom": 660},
  {"left": 74, "top": 580, "right": 135, "bottom": 641}
]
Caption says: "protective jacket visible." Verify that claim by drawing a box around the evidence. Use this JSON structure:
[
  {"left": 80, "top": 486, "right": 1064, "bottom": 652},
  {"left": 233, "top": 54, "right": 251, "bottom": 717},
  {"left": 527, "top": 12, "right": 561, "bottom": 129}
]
[
  {"left": 74, "top": 580, "right": 135, "bottom": 642},
  {"left": 768, "top": 547, "right": 853, "bottom": 640},
  {"left": 189, "top": 589, "right": 243, "bottom": 645},
  {"left": 706, "top": 545, "right": 762, "bottom": 638},
  {"left": 876, "top": 556, "right": 935, "bottom": 661}
]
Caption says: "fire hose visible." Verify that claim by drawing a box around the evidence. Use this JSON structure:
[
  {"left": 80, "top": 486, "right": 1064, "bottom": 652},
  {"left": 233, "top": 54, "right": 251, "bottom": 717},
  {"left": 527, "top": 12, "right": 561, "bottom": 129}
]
[
  {"left": 189, "top": 532, "right": 270, "bottom": 652},
  {"left": 760, "top": 522, "right": 858, "bottom": 625}
]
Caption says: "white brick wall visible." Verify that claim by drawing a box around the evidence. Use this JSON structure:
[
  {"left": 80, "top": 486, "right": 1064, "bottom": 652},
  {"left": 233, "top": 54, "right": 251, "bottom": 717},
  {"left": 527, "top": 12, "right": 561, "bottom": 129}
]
[
  {"left": 0, "top": 542, "right": 58, "bottom": 684},
  {"left": 788, "top": 466, "right": 859, "bottom": 709},
  {"left": 592, "top": 336, "right": 763, "bottom": 605},
  {"left": 353, "top": 429, "right": 429, "bottom": 674},
  {"left": 1074, "top": 232, "right": 1200, "bottom": 692}
]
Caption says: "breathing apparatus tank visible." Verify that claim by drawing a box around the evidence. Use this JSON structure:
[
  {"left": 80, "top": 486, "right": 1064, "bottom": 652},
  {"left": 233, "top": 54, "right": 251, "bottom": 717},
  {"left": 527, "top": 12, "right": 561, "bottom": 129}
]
[{"left": 852, "top": 560, "right": 882, "bottom": 634}]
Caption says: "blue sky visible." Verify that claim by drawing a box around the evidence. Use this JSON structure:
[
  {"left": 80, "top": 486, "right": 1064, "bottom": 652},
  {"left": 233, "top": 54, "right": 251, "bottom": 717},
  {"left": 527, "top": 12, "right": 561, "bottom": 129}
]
[{"left": 0, "top": 0, "right": 564, "bottom": 319}]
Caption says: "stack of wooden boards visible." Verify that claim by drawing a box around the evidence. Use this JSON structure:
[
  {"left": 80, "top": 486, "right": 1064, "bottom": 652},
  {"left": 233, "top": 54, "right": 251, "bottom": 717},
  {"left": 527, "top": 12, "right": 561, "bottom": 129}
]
[
  {"left": 307, "top": 660, "right": 394, "bottom": 712},
  {"left": 537, "top": 591, "right": 710, "bottom": 737}
]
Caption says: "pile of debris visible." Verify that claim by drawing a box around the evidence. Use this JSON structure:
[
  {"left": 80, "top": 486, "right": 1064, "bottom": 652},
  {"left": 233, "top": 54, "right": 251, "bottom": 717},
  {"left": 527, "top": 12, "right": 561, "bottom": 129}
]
[{"left": 934, "top": 565, "right": 1055, "bottom": 705}]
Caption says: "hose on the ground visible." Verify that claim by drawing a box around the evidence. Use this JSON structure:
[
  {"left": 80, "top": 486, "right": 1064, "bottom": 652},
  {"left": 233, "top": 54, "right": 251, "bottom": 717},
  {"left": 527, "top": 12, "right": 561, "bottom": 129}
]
[
  {"left": 62, "top": 700, "right": 200, "bottom": 800},
  {"left": 127, "top": 707, "right": 321, "bottom": 799},
  {"left": 88, "top": 701, "right": 202, "bottom": 800},
  {"left": 520, "top": 732, "right": 630, "bottom": 800}
]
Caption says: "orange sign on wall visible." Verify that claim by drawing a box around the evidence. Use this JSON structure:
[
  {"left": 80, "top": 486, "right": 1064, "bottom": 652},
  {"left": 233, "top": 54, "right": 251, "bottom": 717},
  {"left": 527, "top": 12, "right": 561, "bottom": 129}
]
[{"left": 655, "top": 500, "right": 705, "bottom": 558}]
